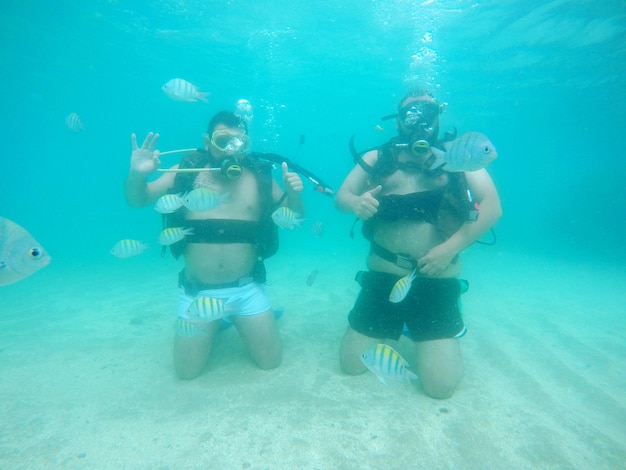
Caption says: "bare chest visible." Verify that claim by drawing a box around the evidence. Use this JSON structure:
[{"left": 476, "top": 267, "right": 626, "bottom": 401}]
[
  {"left": 187, "top": 169, "right": 261, "bottom": 220},
  {"left": 381, "top": 168, "right": 448, "bottom": 195}
]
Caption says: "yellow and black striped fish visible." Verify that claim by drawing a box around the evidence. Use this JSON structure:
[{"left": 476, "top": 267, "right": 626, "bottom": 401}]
[
  {"left": 360, "top": 343, "right": 418, "bottom": 385},
  {"left": 187, "top": 296, "right": 227, "bottom": 322},
  {"left": 388, "top": 269, "right": 417, "bottom": 303},
  {"left": 174, "top": 318, "right": 209, "bottom": 338},
  {"left": 110, "top": 239, "right": 149, "bottom": 258},
  {"left": 154, "top": 193, "right": 184, "bottom": 214},
  {"left": 157, "top": 227, "right": 194, "bottom": 246},
  {"left": 271, "top": 207, "right": 304, "bottom": 229},
  {"left": 183, "top": 188, "right": 227, "bottom": 212}
]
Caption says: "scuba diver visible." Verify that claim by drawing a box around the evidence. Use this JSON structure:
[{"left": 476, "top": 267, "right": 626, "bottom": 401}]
[
  {"left": 125, "top": 110, "right": 310, "bottom": 379},
  {"left": 335, "top": 89, "right": 502, "bottom": 399}
]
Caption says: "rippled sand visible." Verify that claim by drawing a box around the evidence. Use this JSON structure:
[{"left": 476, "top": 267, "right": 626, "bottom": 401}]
[{"left": 1, "top": 246, "right": 624, "bottom": 469}]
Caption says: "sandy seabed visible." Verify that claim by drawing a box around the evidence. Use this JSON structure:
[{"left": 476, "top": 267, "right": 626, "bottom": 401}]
[{"left": 1, "top": 243, "right": 625, "bottom": 470}]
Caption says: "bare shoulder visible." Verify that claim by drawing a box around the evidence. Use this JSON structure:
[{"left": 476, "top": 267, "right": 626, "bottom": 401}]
[
  {"left": 361, "top": 149, "right": 379, "bottom": 165},
  {"left": 465, "top": 168, "right": 499, "bottom": 201},
  {"left": 465, "top": 168, "right": 493, "bottom": 187}
]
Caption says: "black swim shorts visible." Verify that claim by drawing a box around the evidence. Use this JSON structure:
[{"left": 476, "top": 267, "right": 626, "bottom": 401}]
[{"left": 348, "top": 270, "right": 467, "bottom": 342}]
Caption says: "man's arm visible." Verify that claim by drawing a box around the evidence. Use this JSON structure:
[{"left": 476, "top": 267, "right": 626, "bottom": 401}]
[
  {"left": 273, "top": 162, "right": 304, "bottom": 214},
  {"left": 335, "top": 150, "right": 381, "bottom": 220},
  {"left": 418, "top": 168, "right": 502, "bottom": 276},
  {"left": 443, "top": 168, "right": 502, "bottom": 255}
]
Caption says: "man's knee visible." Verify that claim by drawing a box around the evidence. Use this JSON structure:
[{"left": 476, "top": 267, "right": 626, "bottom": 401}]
[
  {"left": 421, "top": 378, "right": 460, "bottom": 399},
  {"left": 340, "top": 353, "right": 367, "bottom": 375},
  {"left": 175, "top": 362, "right": 205, "bottom": 380},
  {"left": 255, "top": 350, "right": 282, "bottom": 370},
  {"left": 339, "top": 329, "right": 371, "bottom": 375}
]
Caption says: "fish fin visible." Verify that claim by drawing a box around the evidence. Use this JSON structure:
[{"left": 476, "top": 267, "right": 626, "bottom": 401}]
[
  {"left": 407, "top": 370, "right": 419, "bottom": 383},
  {"left": 197, "top": 91, "right": 210, "bottom": 103},
  {"left": 428, "top": 147, "right": 446, "bottom": 171},
  {"left": 361, "top": 361, "right": 387, "bottom": 385}
]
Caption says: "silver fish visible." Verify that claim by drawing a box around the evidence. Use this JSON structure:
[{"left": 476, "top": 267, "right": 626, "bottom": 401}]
[
  {"left": 310, "top": 220, "right": 324, "bottom": 237},
  {"left": 162, "top": 78, "right": 209, "bottom": 103},
  {"left": 271, "top": 207, "right": 304, "bottom": 229},
  {"left": 360, "top": 343, "right": 418, "bottom": 385},
  {"left": 0, "top": 217, "right": 51, "bottom": 286},
  {"left": 110, "top": 239, "right": 149, "bottom": 258},
  {"left": 183, "top": 188, "right": 227, "bottom": 212},
  {"left": 154, "top": 193, "right": 184, "bottom": 213},
  {"left": 430, "top": 131, "right": 497, "bottom": 172},
  {"left": 65, "top": 112, "right": 83, "bottom": 132}
]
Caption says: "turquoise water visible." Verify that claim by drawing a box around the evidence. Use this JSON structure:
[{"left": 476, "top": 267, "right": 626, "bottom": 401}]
[
  {"left": 1, "top": 0, "right": 625, "bottom": 265},
  {"left": 2, "top": 2, "right": 626, "bottom": 467}
]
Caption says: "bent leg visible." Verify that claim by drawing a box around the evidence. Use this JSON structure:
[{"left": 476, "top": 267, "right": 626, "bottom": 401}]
[
  {"left": 339, "top": 327, "right": 381, "bottom": 375},
  {"left": 414, "top": 338, "right": 464, "bottom": 399},
  {"left": 173, "top": 321, "right": 221, "bottom": 380},
  {"left": 231, "top": 310, "right": 281, "bottom": 369}
]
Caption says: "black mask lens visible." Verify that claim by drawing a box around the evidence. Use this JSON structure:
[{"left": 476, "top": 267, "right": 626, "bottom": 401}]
[{"left": 399, "top": 102, "right": 439, "bottom": 132}]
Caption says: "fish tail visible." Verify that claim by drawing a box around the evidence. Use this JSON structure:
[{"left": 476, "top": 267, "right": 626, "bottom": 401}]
[{"left": 197, "top": 91, "right": 210, "bottom": 103}]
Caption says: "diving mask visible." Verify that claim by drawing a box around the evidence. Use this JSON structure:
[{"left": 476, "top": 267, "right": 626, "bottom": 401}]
[
  {"left": 210, "top": 129, "right": 250, "bottom": 155},
  {"left": 397, "top": 101, "right": 441, "bottom": 134}
]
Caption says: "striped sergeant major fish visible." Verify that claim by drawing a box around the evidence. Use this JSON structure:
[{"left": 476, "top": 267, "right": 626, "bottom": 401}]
[
  {"left": 388, "top": 269, "right": 417, "bottom": 303},
  {"left": 154, "top": 193, "right": 185, "bottom": 214},
  {"left": 174, "top": 317, "right": 209, "bottom": 338},
  {"left": 157, "top": 227, "right": 194, "bottom": 246},
  {"left": 186, "top": 296, "right": 229, "bottom": 322},
  {"left": 110, "top": 239, "right": 149, "bottom": 258},
  {"left": 65, "top": 112, "right": 83, "bottom": 132},
  {"left": 183, "top": 188, "right": 228, "bottom": 212},
  {"left": 360, "top": 343, "right": 418, "bottom": 385},
  {"left": 271, "top": 207, "right": 304, "bottom": 229},
  {"left": 161, "top": 78, "right": 209, "bottom": 103}
]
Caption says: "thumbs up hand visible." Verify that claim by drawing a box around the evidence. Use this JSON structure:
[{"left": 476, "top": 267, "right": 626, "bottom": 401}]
[{"left": 355, "top": 185, "right": 382, "bottom": 221}]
